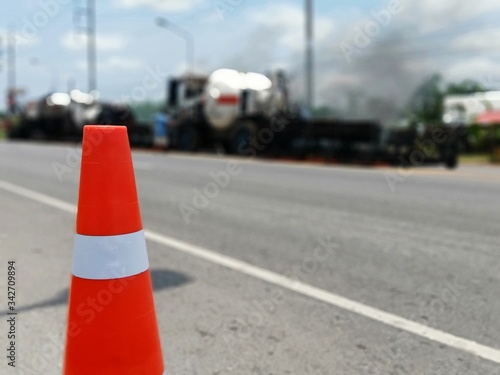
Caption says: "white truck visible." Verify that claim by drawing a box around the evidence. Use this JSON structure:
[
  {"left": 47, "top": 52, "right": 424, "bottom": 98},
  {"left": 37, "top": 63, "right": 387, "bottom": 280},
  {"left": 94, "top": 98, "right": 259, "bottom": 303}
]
[
  {"left": 167, "top": 68, "right": 459, "bottom": 168},
  {"left": 167, "top": 68, "right": 298, "bottom": 154}
]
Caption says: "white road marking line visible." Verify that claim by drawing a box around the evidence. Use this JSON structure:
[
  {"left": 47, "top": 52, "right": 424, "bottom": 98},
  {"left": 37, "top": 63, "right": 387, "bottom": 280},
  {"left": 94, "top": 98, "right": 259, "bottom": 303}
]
[
  {"left": 0, "top": 180, "right": 75, "bottom": 214},
  {"left": 144, "top": 231, "right": 500, "bottom": 365},
  {"left": 1, "top": 178, "right": 500, "bottom": 365}
]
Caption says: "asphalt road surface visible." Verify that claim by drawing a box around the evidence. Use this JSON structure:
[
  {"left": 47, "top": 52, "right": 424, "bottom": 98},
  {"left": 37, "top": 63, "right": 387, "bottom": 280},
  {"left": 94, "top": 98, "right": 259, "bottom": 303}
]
[{"left": 0, "top": 140, "right": 499, "bottom": 375}]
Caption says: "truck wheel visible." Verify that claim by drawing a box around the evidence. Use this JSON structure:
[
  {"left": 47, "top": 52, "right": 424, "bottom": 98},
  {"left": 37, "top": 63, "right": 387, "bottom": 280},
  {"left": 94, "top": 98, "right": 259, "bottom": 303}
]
[
  {"left": 29, "top": 128, "right": 47, "bottom": 140},
  {"left": 178, "top": 124, "right": 198, "bottom": 152},
  {"left": 27, "top": 120, "right": 47, "bottom": 140},
  {"left": 443, "top": 148, "right": 458, "bottom": 169},
  {"left": 229, "top": 121, "right": 256, "bottom": 155},
  {"left": 7, "top": 126, "right": 23, "bottom": 139},
  {"left": 129, "top": 126, "right": 153, "bottom": 148}
]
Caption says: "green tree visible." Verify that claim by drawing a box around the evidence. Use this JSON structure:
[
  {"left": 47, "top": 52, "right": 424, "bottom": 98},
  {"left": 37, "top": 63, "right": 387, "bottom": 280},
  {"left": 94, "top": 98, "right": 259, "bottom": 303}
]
[
  {"left": 407, "top": 76, "right": 489, "bottom": 123},
  {"left": 446, "top": 79, "right": 489, "bottom": 95},
  {"left": 311, "top": 105, "right": 338, "bottom": 118},
  {"left": 129, "top": 101, "right": 163, "bottom": 123},
  {"left": 407, "top": 74, "right": 444, "bottom": 123}
]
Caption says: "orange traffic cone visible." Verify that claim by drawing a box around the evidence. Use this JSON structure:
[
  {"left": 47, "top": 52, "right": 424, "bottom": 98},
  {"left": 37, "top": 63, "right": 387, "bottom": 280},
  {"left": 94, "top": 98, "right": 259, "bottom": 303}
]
[{"left": 63, "top": 125, "right": 164, "bottom": 375}]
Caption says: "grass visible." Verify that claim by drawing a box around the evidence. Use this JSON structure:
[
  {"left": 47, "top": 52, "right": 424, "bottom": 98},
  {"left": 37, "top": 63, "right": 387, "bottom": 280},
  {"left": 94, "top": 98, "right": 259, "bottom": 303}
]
[
  {"left": 0, "top": 122, "right": 7, "bottom": 139},
  {"left": 459, "top": 153, "right": 492, "bottom": 164}
]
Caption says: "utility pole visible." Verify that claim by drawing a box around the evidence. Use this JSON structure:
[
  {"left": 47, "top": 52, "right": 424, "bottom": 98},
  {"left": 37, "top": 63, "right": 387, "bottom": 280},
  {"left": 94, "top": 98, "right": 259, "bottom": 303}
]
[
  {"left": 0, "top": 36, "right": 4, "bottom": 112},
  {"left": 74, "top": 0, "right": 97, "bottom": 93},
  {"left": 0, "top": 36, "right": 3, "bottom": 74},
  {"left": 7, "top": 29, "right": 16, "bottom": 95},
  {"left": 305, "top": 0, "right": 314, "bottom": 110},
  {"left": 6, "top": 29, "right": 17, "bottom": 113},
  {"left": 87, "top": 0, "right": 97, "bottom": 93}
]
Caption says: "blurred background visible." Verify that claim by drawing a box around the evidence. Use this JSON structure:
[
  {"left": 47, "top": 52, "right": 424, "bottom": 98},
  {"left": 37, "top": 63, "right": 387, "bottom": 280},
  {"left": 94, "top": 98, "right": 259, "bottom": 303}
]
[{"left": 0, "top": 0, "right": 499, "bottom": 163}]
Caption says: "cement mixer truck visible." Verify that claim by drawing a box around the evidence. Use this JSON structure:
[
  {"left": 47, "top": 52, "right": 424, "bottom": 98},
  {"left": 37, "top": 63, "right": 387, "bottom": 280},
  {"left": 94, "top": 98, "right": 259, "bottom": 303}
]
[
  {"left": 166, "top": 69, "right": 459, "bottom": 168},
  {"left": 167, "top": 69, "right": 303, "bottom": 154}
]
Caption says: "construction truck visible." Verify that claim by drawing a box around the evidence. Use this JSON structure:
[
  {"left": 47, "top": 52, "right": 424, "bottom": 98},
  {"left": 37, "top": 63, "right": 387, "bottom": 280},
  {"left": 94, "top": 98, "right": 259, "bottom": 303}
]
[
  {"left": 167, "top": 68, "right": 460, "bottom": 168},
  {"left": 167, "top": 69, "right": 307, "bottom": 154},
  {"left": 7, "top": 90, "right": 152, "bottom": 146}
]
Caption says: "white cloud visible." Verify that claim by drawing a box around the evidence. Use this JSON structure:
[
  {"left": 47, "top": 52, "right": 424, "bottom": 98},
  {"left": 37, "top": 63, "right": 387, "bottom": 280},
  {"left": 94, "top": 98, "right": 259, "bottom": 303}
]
[
  {"left": 114, "top": 0, "right": 203, "bottom": 12},
  {"left": 101, "top": 57, "right": 144, "bottom": 71},
  {"left": 419, "top": 0, "right": 500, "bottom": 18},
  {"left": 77, "top": 56, "right": 144, "bottom": 71},
  {"left": 445, "top": 58, "right": 500, "bottom": 83},
  {"left": 250, "top": 3, "right": 334, "bottom": 51},
  {"left": 408, "top": 0, "right": 500, "bottom": 31},
  {"left": 451, "top": 28, "right": 500, "bottom": 51},
  {"left": 61, "top": 33, "right": 127, "bottom": 52}
]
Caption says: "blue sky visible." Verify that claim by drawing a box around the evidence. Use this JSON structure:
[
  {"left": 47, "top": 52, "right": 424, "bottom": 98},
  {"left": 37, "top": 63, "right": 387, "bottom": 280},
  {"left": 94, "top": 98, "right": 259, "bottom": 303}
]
[{"left": 1, "top": 0, "right": 500, "bottom": 116}]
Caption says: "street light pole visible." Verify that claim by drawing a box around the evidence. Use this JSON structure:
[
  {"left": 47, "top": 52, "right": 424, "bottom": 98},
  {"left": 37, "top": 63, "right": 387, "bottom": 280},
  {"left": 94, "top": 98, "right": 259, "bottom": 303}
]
[
  {"left": 73, "top": 1, "right": 97, "bottom": 93},
  {"left": 155, "top": 17, "right": 195, "bottom": 74},
  {"left": 6, "top": 28, "right": 17, "bottom": 114},
  {"left": 305, "top": 0, "right": 314, "bottom": 110},
  {"left": 7, "top": 29, "right": 16, "bottom": 95}
]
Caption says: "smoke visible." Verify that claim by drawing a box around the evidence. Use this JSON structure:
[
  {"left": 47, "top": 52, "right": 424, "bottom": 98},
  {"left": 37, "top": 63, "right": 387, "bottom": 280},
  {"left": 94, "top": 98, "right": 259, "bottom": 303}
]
[
  {"left": 313, "top": 0, "right": 434, "bottom": 122},
  {"left": 315, "top": 0, "right": 500, "bottom": 122},
  {"left": 221, "top": 24, "right": 286, "bottom": 73},
  {"left": 221, "top": 0, "right": 500, "bottom": 123},
  {"left": 318, "top": 29, "right": 436, "bottom": 122}
]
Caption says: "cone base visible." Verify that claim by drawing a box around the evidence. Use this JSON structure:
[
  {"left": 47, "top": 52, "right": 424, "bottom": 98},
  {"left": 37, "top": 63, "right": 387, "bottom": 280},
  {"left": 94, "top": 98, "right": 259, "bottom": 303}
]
[{"left": 63, "top": 270, "right": 164, "bottom": 375}]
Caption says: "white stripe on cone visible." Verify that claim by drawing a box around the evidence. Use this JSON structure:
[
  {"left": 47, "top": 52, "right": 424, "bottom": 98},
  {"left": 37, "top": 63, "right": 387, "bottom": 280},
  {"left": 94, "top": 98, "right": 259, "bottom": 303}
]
[{"left": 72, "top": 230, "right": 149, "bottom": 279}]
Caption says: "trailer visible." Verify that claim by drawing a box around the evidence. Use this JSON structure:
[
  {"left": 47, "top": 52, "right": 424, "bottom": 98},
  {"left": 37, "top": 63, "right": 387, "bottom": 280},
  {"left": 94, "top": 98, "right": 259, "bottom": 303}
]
[
  {"left": 166, "top": 69, "right": 459, "bottom": 168},
  {"left": 7, "top": 90, "right": 152, "bottom": 147}
]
